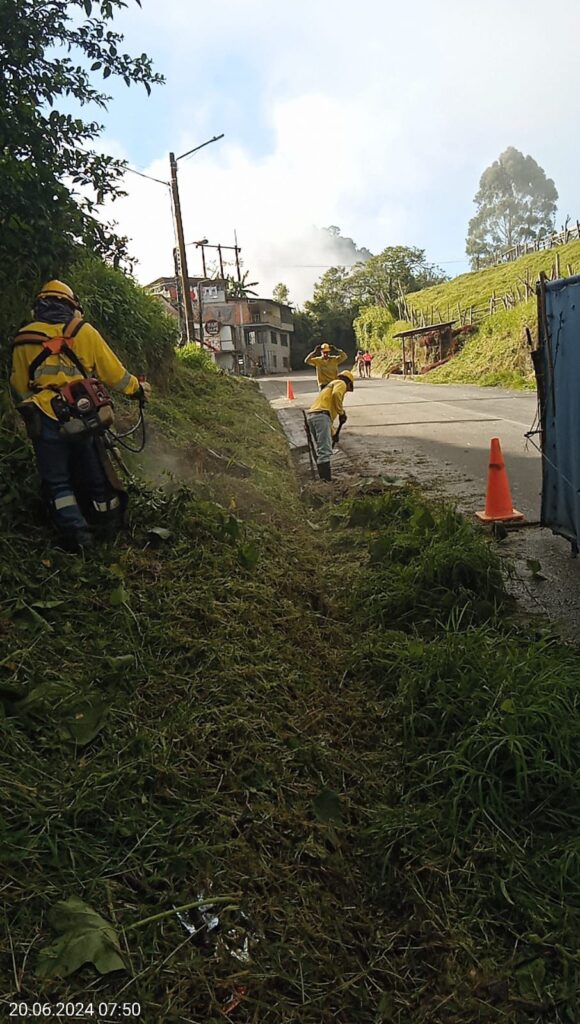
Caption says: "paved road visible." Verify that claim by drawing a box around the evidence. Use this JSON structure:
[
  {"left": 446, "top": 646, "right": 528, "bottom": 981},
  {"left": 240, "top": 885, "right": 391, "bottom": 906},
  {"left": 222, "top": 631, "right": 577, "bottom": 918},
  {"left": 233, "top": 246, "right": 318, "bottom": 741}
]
[
  {"left": 261, "top": 369, "right": 580, "bottom": 635},
  {"left": 261, "top": 370, "right": 540, "bottom": 518}
]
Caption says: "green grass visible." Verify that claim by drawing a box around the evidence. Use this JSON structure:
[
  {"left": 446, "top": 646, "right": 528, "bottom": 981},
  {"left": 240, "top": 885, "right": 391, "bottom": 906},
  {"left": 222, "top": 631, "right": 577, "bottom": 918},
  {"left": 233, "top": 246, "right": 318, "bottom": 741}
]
[
  {"left": 427, "top": 300, "right": 537, "bottom": 389},
  {"left": 406, "top": 239, "right": 580, "bottom": 320},
  {"left": 1, "top": 370, "right": 579, "bottom": 1022},
  {"left": 0, "top": 372, "right": 393, "bottom": 1023},
  {"left": 331, "top": 487, "right": 580, "bottom": 1022},
  {"left": 357, "top": 240, "right": 580, "bottom": 388}
]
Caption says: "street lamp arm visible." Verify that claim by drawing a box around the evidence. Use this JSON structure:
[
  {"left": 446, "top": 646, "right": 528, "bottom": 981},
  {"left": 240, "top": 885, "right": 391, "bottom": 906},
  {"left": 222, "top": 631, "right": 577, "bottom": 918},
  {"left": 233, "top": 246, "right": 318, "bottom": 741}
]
[{"left": 177, "top": 133, "right": 225, "bottom": 162}]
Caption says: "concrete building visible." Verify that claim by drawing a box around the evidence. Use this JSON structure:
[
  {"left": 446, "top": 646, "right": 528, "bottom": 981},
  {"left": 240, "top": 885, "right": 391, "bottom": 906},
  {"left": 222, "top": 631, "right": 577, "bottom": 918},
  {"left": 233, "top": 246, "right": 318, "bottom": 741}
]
[
  {"left": 243, "top": 299, "right": 294, "bottom": 374},
  {"left": 145, "top": 277, "right": 294, "bottom": 375}
]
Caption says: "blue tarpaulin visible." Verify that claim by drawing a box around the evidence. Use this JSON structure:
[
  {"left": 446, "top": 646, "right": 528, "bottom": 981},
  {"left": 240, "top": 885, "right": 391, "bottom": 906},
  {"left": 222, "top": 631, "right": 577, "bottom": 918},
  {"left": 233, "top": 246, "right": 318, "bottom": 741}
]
[{"left": 538, "top": 274, "right": 580, "bottom": 549}]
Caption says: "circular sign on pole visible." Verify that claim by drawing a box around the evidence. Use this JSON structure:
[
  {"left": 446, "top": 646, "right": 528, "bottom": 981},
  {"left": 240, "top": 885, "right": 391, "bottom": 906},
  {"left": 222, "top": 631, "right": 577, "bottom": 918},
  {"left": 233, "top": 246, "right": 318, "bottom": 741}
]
[{"left": 204, "top": 319, "right": 220, "bottom": 337}]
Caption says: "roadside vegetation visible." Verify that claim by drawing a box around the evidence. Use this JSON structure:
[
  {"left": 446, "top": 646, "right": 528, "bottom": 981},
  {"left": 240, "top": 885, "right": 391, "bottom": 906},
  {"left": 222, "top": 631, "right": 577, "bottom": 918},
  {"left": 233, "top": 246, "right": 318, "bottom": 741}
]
[
  {"left": 356, "top": 241, "right": 580, "bottom": 388},
  {"left": 2, "top": 345, "right": 579, "bottom": 1020},
  {"left": 405, "top": 239, "right": 580, "bottom": 322}
]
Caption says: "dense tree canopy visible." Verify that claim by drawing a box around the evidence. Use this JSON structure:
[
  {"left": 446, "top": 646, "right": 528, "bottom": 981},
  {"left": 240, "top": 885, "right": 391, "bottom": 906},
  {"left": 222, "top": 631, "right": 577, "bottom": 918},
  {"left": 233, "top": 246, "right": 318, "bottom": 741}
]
[
  {"left": 349, "top": 246, "right": 447, "bottom": 310},
  {"left": 272, "top": 282, "right": 290, "bottom": 304},
  {"left": 0, "top": 0, "right": 161, "bottom": 334},
  {"left": 299, "top": 246, "right": 446, "bottom": 359},
  {"left": 466, "top": 147, "right": 558, "bottom": 268},
  {"left": 303, "top": 266, "right": 359, "bottom": 351}
]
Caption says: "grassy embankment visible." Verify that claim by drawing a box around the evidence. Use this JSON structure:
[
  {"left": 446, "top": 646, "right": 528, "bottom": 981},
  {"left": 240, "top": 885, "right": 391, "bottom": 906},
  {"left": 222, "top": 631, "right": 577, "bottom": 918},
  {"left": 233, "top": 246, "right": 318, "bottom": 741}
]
[
  {"left": 1, "top": 301, "right": 580, "bottom": 1020},
  {"left": 358, "top": 239, "right": 580, "bottom": 389}
]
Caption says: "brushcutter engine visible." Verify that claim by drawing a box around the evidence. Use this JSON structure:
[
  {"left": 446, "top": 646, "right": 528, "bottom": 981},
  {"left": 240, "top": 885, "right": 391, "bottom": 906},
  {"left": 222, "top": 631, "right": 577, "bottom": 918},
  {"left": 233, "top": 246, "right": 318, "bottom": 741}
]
[{"left": 52, "top": 378, "right": 115, "bottom": 439}]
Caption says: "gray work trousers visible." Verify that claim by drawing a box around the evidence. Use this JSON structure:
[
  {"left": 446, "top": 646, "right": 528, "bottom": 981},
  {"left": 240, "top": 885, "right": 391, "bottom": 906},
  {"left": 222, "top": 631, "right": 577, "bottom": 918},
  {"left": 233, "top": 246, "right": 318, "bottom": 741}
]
[{"left": 307, "top": 411, "right": 332, "bottom": 464}]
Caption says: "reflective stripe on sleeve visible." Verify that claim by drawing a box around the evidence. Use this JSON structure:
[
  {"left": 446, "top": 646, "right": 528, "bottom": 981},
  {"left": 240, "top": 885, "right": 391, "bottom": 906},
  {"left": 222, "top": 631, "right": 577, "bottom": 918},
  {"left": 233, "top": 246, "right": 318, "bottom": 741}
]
[
  {"left": 112, "top": 372, "right": 132, "bottom": 393},
  {"left": 54, "top": 495, "right": 79, "bottom": 510}
]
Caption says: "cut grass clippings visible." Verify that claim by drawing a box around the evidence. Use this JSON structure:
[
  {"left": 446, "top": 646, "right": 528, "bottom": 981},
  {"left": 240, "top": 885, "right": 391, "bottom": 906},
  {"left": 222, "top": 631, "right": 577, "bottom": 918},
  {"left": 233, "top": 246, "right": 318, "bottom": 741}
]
[{"left": 1, "top": 367, "right": 579, "bottom": 1022}]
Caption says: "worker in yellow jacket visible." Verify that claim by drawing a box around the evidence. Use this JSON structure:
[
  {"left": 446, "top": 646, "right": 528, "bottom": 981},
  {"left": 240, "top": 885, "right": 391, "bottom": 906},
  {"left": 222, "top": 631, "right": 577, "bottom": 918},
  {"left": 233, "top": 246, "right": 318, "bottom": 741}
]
[
  {"left": 10, "top": 280, "right": 152, "bottom": 551},
  {"left": 306, "top": 370, "right": 354, "bottom": 480},
  {"left": 304, "top": 342, "right": 347, "bottom": 389}
]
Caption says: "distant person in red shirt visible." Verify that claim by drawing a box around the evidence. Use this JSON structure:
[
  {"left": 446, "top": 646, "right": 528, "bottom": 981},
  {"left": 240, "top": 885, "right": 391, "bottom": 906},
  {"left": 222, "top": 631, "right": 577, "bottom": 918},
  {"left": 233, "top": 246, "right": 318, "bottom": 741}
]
[{"left": 363, "top": 350, "right": 373, "bottom": 378}]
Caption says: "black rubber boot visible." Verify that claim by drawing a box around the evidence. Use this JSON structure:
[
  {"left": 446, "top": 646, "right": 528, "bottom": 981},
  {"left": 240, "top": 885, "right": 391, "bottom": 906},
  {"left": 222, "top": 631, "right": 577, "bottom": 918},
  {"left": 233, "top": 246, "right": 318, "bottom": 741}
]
[
  {"left": 58, "top": 527, "right": 96, "bottom": 553},
  {"left": 92, "top": 509, "right": 124, "bottom": 541},
  {"left": 317, "top": 461, "right": 332, "bottom": 482}
]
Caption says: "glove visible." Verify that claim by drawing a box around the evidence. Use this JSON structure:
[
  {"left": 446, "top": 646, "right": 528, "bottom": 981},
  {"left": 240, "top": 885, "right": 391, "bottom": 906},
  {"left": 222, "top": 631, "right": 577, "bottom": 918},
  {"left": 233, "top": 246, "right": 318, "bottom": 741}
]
[
  {"left": 338, "top": 413, "right": 347, "bottom": 425},
  {"left": 131, "top": 380, "right": 152, "bottom": 402}
]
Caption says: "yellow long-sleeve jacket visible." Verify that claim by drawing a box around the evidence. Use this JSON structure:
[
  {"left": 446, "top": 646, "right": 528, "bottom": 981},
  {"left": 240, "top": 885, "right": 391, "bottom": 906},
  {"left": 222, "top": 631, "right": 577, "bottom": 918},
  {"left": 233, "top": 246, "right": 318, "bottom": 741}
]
[
  {"left": 10, "top": 317, "right": 140, "bottom": 420},
  {"left": 308, "top": 378, "right": 348, "bottom": 424},
  {"left": 304, "top": 350, "right": 347, "bottom": 387}
]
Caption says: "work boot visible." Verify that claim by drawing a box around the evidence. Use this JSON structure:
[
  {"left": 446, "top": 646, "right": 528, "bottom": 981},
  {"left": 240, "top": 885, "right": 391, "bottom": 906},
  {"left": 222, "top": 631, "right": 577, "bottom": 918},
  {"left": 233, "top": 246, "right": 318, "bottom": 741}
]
[
  {"left": 317, "top": 461, "right": 331, "bottom": 482},
  {"left": 92, "top": 509, "right": 124, "bottom": 541},
  {"left": 58, "top": 527, "right": 95, "bottom": 553}
]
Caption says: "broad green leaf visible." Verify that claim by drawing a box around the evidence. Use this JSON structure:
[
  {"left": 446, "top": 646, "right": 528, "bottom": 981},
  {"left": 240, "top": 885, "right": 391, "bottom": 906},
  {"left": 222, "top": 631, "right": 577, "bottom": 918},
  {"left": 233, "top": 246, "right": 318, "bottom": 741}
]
[
  {"left": 110, "top": 585, "right": 129, "bottom": 607},
  {"left": 61, "top": 696, "right": 108, "bottom": 746},
  {"left": 238, "top": 541, "right": 260, "bottom": 570},
  {"left": 147, "top": 527, "right": 172, "bottom": 542},
  {"left": 526, "top": 558, "right": 546, "bottom": 580},
  {"left": 106, "top": 654, "right": 134, "bottom": 669},
  {"left": 313, "top": 789, "right": 343, "bottom": 824},
  {"left": 14, "top": 682, "right": 108, "bottom": 747},
  {"left": 501, "top": 698, "right": 516, "bottom": 714},
  {"left": 515, "top": 958, "right": 546, "bottom": 1001},
  {"left": 36, "top": 897, "right": 125, "bottom": 979}
]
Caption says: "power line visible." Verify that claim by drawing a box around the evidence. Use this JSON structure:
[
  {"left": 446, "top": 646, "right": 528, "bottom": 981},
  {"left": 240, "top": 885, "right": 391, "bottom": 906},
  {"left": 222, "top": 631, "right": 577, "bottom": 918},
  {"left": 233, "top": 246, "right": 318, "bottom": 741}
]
[
  {"left": 77, "top": 144, "right": 169, "bottom": 187},
  {"left": 123, "top": 164, "right": 169, "bottom": 187}
]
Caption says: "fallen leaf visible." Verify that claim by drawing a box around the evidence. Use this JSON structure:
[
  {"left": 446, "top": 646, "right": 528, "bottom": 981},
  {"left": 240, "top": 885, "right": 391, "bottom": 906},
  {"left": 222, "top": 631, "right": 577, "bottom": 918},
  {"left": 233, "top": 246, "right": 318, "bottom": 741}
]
[
  {"left": 147, "top": 527, "right": 172, "bottom": 542},
  {"left": 109, "top": 586, "right": 129, "bottom": 607},
  {"left": 313, "top": 788, "right": 343, "bottom": 825},
  {"left": 36, "top": 897, "right": 125, "bottom": 979}
]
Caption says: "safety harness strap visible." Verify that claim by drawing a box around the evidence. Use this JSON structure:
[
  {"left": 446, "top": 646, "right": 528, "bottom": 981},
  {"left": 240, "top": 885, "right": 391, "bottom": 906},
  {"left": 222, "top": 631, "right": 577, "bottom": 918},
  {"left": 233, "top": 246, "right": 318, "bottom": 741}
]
[{"left": 12, "top": 319, "right": 88, "bottom": 387}]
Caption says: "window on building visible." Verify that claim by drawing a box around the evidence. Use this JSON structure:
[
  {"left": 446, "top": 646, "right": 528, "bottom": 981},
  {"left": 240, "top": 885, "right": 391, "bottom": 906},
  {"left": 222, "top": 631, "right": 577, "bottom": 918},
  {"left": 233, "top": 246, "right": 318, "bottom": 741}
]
[
  {"left": 280, "top": 333, "right": 288, "bottom": 347},
  {"left": 282, "top": 357, "right": 289, "bottom": 369},
  {"left": 272, "top": 354, "right": 278, "bottom": 368},
  {"left": 252, "top": 313, "right": 261, "bottom": 323},
  {"left": 270, "top": 330, "right": 278, "bottom": 345},
  {"left": 247, "top": 330, "right": 256, "bottom": 345}
]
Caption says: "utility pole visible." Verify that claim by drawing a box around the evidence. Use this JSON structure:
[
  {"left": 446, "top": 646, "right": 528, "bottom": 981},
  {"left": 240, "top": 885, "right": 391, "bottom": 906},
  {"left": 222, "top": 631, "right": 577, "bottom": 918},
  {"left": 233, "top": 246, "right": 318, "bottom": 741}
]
[
  {"left": 169, "top": 151, "right": 195, "bottom": 345},
  {"left": 234, "top": 230, "right": 242, "bottom": 283},
  {"left": 217, "top": 244, "right": 225, "bottom": 280},
  {"left": 168, "top": 134, "right": 224, "bottom": 345}
]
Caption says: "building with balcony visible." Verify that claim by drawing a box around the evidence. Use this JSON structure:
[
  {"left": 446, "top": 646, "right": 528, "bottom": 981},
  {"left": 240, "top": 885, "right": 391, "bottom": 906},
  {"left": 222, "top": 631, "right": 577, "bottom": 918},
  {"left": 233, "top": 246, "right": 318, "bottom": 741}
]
[{"left": 145, "top": 277, "right": 294, "bottom": 375}]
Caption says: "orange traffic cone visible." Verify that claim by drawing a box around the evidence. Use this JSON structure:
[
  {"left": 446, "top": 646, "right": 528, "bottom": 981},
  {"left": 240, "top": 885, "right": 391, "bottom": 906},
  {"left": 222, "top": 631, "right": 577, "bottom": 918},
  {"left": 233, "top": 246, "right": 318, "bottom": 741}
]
[
  {"left": 476, "top": 438, "right": 524, "bottom": 523},
  {"left": 286, "top": 380, "right": 295, "bottom": 400}
]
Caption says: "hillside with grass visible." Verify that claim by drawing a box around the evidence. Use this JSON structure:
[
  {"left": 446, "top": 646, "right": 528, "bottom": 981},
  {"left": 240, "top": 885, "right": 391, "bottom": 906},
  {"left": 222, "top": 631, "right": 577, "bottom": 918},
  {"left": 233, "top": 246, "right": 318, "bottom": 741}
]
[{"left": 357, "top": 239, "right": 580, "bottom": 388}]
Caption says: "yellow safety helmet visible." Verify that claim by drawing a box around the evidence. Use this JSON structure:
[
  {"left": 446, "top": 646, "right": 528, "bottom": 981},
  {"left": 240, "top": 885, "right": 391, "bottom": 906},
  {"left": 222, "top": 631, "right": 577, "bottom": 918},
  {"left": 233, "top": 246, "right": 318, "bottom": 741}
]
[
  {"left": 338, "top": 370, "right": 356, "bottom": 389},
  {"left": 36, "top": 280, "right": 80, "bottom": 308},
  {"left": 320, "top": 342, "right": 331, "bottom": 352}
]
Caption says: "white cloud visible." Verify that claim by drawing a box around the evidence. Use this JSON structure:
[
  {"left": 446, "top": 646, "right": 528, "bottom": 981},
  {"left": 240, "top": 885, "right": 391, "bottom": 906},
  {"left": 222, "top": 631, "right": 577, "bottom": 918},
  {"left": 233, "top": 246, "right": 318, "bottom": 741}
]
[{"left": 103, "top": 0, "right": 580, "bottom": 301}]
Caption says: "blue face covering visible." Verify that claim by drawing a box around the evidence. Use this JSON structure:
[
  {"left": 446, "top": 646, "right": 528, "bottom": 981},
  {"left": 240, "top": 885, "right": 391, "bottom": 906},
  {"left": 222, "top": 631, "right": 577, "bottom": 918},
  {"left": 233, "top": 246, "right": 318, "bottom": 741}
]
[{"left": 33, "top": 297, "right": 77, "bottom": 325}]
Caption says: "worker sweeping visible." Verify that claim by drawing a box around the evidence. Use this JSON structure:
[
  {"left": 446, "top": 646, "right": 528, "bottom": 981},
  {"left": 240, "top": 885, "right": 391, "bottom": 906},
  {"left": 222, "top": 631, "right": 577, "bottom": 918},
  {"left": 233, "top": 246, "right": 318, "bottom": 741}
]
[
  {"left": 10, "top": 280, "right": 152, "bottom": 551},
  {"left": 306, "top": 370, "right": 354, "bottom": 481},
  {"left": 304, "top": 342, "right": 348, "bottom": 390}
]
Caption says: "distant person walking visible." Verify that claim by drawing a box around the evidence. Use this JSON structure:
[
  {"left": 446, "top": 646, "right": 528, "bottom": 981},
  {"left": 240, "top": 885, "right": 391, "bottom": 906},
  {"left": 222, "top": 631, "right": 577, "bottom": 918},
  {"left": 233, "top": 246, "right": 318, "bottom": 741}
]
[
  {"left": 304, "top": 342, "right": 347, "bottom": 390},
  {"left": 355, "top": 349, "right": 365, "bottom": 378},
  {"left": 363, "top": 350, "right": 373, "bottom": 378}
]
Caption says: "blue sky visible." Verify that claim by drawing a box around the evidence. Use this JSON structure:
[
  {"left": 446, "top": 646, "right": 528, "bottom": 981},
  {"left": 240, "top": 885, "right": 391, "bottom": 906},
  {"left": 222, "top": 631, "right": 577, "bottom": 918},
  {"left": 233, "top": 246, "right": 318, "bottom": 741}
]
[{"left": 94, "top": 0, "right": 580, "bottom": 302}]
